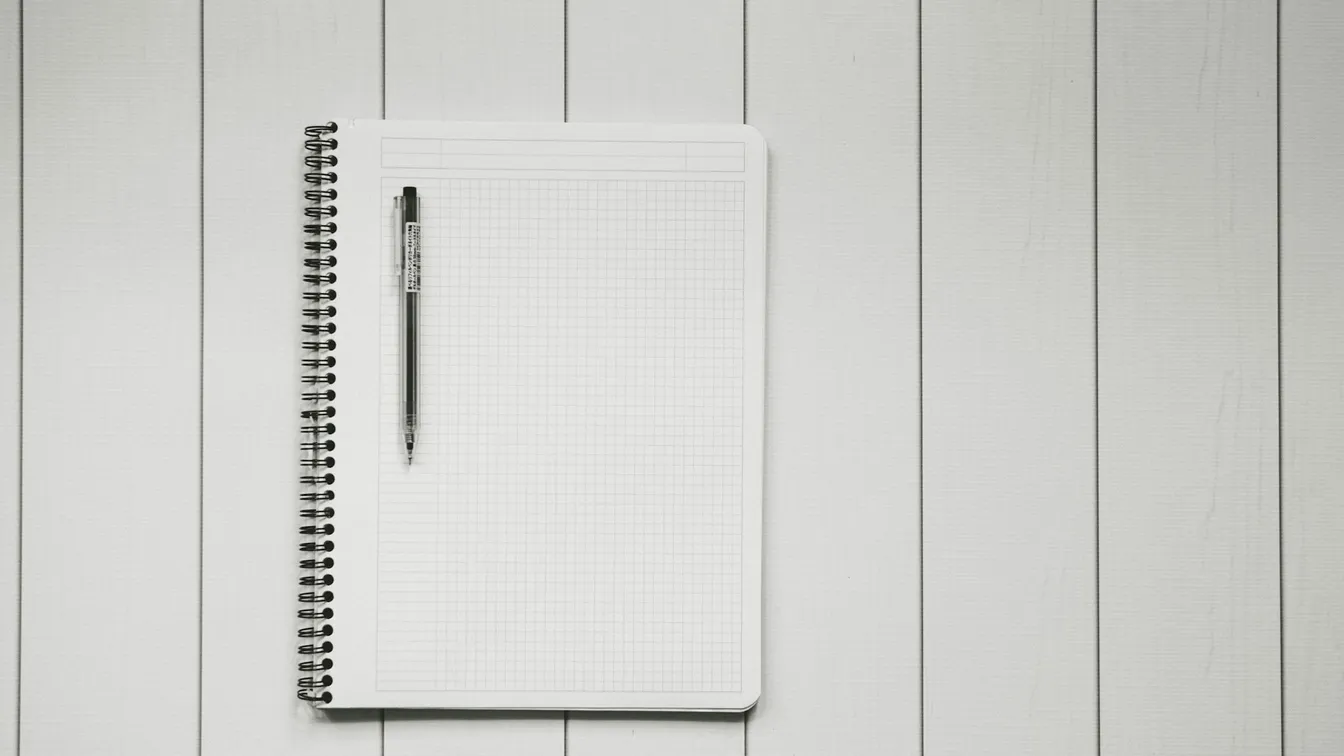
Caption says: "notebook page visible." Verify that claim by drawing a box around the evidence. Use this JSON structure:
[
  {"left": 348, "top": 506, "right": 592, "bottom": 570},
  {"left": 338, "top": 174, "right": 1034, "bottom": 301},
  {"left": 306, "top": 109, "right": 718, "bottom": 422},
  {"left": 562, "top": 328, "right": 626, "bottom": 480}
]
[{"left": 332, "top": 122, "right": 763, "bottom": 710}]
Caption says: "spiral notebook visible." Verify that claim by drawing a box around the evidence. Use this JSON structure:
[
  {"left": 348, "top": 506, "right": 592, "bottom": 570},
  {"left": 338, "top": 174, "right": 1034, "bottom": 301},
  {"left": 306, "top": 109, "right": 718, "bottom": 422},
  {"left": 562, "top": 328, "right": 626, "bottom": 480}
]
[{"left": 298, "top": 120, "right": 765, "bottom": 710}]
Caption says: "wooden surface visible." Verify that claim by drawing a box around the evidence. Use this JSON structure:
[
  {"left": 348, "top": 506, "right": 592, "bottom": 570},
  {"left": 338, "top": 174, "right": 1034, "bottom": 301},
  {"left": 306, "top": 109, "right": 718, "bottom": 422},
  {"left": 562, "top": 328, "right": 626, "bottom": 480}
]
[
  {"left": 5, "top": 0, "right": 1342, "bottom": 754},
  {"left": 1282, "top": 0, "right": 1344, "bottom": 752},
  {"left": 1098, "top": 1, "right": 1281, "bottom": 753},
  {"left": 0, "top": 2, "right": 17, "bottom": 754},
  {"left": 922, "top": 0, "right": 1095, "bottom": 752},
  {"left": 201, "top": 2, "right": 382, "bottom": 755},
  {"left": 747, "top": 1, "right": 921, "bottom": 753},
  {"left": 21, "top": 1, "right": 200, "bottom": 754}
]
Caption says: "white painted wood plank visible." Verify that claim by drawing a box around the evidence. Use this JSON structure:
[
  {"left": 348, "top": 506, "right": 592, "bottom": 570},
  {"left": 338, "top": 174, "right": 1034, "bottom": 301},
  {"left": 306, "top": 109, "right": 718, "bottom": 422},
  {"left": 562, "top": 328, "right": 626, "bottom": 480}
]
[
  {"left": 569, "top": 714, "right": 741, "bottom": 756},
  {"left": 1282, "top": 1, "right": 1344, "bottom": 752},
  {"left": 922, "top": 0, "right": 1096, "bottom": 752},
  {"left": 567, "top": 0, "right": 742, "bottom": 123},
  {"left": 745, "top": 1, "right": 920, "bottom": 753},
  {"left": 383, "top": 709, "right": 562, "bottom": 755},
  {"left": 0, "top": 1, "right": 17, "bottom": 754},
  {"left": 565, "top": 1, "right": 743, "bottom": 752},
  {"left": 384, "top": 0, "right": 563, "bottom": 122},
  {"left": 382, "top": 1, "right": 563, "bottom": 753},
  {"left": 21, "top": 1, "right": 200, "bottom": 753},
  {"left": 1098, "top": 1, "right": 1280, "bottom": 753},
  {"left": 384, "top": 712, "right": 561, "bottom": 756},
  {"left": 201, "top": 1, "right": 382, "bottom": 754}
]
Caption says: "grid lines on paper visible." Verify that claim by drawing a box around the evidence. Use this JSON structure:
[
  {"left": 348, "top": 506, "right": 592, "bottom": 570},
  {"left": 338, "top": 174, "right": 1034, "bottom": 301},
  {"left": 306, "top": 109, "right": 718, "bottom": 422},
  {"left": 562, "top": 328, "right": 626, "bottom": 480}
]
[{"left": 376, "top": 177, "right": 746, "bottom": 693}]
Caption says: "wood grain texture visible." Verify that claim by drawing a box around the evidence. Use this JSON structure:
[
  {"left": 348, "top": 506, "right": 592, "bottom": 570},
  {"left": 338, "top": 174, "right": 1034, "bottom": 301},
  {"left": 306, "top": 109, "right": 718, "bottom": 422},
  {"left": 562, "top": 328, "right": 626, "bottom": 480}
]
[
  {"left": 922, "top": 0, "right": 1096, "bottom": 752},
  {"left": 1282, "top": 0, "right": 1344, "bottom": 751},
  {"left": 745, "top": 0, "right": 921, "bottom": 753},
  {"left": 0, "top": 1, "right": 17, "bottom": 754},
  {"left": 201, "top": 1, "right": 382, "bottom": 754},
  {"left": 568, "top": 714, "right": 742, "bottom": 756},
  {"left": 385, "top": 0, "right": 563, "bottom": 122},
  {"left": 21, "top": 1, "right": 201, "bottom": 753},
  {"left": 382, "top": 1, "right": 563, "bottom": 752},
  {"left": 567, "top": 0, "right": 743, "bottom": 123},
  {"left": 565, "top": 2, "right": 744, "bottom": 750},
  {"left": 1098, "top": 1, "right": 1280, "bottom": 753},
  {"left": 383, "top": 712, "right": 561, "bottom": 756}
]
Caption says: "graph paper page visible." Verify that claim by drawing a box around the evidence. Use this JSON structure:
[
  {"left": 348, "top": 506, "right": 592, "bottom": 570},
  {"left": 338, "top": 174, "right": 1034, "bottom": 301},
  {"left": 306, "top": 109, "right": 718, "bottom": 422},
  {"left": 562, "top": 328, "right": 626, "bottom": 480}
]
[{"left": 331, "top": 122, "right": 764, "bottom": 710}]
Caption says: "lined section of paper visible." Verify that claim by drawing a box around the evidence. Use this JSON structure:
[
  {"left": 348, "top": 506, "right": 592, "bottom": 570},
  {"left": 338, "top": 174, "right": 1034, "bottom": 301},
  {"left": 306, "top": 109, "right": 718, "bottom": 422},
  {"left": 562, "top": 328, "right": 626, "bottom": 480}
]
[
  {"left": 381, "top": 138, "right": 748, "bottom": 172},
  {"left": 375, "top": 176, "right": 747, "bottom": 694}
]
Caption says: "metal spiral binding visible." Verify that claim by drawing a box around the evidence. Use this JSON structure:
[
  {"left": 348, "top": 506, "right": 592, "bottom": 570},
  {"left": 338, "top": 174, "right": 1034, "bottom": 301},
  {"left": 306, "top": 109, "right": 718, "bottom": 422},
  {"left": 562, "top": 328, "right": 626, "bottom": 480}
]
[{"left": 299, "top": 122, "right": 338, "bottom": 704}]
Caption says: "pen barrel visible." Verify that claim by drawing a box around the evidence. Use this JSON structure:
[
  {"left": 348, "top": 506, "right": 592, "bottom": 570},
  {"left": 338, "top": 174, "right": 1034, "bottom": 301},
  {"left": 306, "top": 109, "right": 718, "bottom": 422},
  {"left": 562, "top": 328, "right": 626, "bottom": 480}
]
[
  {"left": 399, "top": 186, "right": 421, "bottom": 449},
  {"left": 403, "top": 291, "right": 418, "bottom": 420}
]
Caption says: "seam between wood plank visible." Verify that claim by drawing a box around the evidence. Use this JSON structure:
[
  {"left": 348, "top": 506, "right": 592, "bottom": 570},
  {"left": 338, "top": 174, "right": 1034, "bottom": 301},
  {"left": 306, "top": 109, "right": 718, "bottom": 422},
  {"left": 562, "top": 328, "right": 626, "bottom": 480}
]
[
  {"left": 1093, "top": 0, "right": 1101, "bottom": 752},
  {"left": 1276, "top": 0, "right": 1285, "bottom": 751},
  {"left": 562, "top": 4, "right": 568, "bottom": 751},
  {"left": 562, "top": 0, "right": 568, "bottom": 123},
  {"left": 197, "top": 1, "right": 205, "bottom": 753},
  {"left": 379, "top": 9, "right": 386, "bottom": 755},
  {"left": 14, "top": 0, "right": 22, "bottom": 752},
  {"left": 381, "top": 0, "right": 386, "bottom": 119},
  {"left": 916, "top": 0, "right": 925, "bottom": 751}
]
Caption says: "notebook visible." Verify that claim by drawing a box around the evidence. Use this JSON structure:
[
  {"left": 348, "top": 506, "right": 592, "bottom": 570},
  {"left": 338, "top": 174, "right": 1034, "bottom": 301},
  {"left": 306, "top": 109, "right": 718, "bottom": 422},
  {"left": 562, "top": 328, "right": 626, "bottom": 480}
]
[{"left": 297, "top": 120, "right": 765, "bottom": 711}]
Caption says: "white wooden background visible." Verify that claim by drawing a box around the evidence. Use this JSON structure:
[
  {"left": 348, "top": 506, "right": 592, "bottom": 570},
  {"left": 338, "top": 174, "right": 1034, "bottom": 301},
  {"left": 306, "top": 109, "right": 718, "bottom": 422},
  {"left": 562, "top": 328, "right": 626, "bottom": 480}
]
[{"left": 1, "top": 0, "right": 1341, "bottom": 754}]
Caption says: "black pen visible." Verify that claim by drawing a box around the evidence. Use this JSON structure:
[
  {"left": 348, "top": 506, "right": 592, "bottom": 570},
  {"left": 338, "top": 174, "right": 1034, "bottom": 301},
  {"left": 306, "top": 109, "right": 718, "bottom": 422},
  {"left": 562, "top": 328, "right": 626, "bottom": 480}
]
[{"left": 395, "top": 187, "right": 420, "bottom": 464}]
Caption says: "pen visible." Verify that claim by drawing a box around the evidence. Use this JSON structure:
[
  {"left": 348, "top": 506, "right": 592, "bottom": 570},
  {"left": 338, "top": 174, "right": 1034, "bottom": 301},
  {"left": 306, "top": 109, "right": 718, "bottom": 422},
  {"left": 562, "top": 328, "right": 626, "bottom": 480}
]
[{"left": 397, "top": 187, "right": 420, "bottom": 464}]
